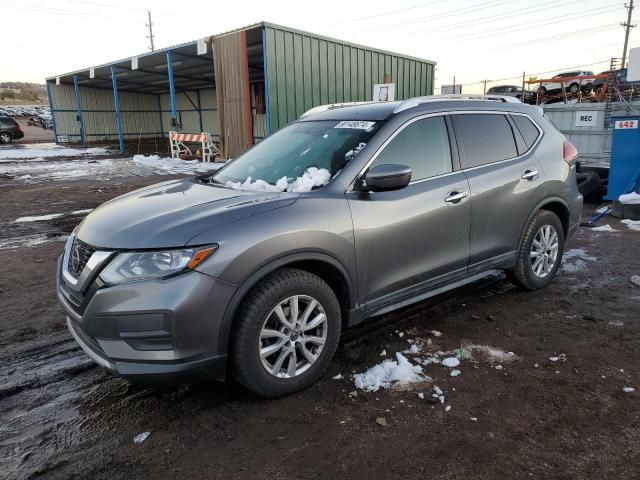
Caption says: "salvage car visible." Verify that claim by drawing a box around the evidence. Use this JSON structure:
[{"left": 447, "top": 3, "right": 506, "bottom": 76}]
[
  {"left": 538, "top": 71, "right": 595, "bottom": 95},
  {"left": 57, "top": 96, "right": 583, "bottom": 397}
]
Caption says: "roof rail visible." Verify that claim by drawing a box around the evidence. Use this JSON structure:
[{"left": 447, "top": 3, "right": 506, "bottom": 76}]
[
  {"left": 393, "top": 94, "right": 521, "bottom": 113},
  {"left": 299, "top": 101, "right": 373, "bottom": 118}
]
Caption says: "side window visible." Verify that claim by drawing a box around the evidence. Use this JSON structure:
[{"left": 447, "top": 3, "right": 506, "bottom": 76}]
[
  {"left": 452, "top": 114, "right": 518, "bottom": 169},
  {"left": 511, "top": 115, "right": 541, "bottom": 149},
  {"left": 370, "top": 116, "right": 452, "bottom": 181}
]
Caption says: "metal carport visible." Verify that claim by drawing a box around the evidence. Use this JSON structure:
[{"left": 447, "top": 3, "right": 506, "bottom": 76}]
[{"left": 46, "top": 22, "right": 435, "bottom": 159}]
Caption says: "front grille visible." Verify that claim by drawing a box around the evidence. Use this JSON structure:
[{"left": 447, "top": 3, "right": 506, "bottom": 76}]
[{"left": 67, "top": 237, "right": 96, "bottom": 278}]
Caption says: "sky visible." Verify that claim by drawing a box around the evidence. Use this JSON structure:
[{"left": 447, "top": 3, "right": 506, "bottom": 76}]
[{"left": 1, "top": 0, "right": 637, "bottom": 94}]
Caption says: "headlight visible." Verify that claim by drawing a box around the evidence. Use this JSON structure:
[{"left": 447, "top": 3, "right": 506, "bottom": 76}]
[{"left": 99, "top": 245, "right": 217, "bottom": 285}]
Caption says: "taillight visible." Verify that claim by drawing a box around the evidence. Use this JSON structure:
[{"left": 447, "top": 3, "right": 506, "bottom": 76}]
[
  {"left": 15, "top": 124, "right": 22, "bottom": 132},
  {"left": 563, "top": 141, "right": 578, "bottom": 163}
]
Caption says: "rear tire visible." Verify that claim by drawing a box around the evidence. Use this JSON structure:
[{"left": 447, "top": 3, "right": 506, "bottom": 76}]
[
  {"left": 569, "top": 83, "right": 580, "bottom": 94},
  {"left": 505, "top": 210, "right": 565, "bottom": 291},
  {"left": 231, "top": 268, "right": 341, "bottom": 398}
]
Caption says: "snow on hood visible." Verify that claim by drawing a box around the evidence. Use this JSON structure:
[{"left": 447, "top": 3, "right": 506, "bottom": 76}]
[{"left": 224, "top": 167, "right": 331, "bottom": 193}]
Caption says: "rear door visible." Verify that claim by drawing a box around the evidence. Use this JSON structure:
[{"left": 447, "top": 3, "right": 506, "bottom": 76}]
[
  {"left": 347, "top": 114, "right": 470, "bottom": 311},
  {"left": 451, "top": 111, "right": 546, "bottom": 273}
]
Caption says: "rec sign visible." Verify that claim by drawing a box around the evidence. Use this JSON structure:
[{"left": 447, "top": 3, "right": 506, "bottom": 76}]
[{"left": 574, "top": 111, "right": 598, "bottom": 127}]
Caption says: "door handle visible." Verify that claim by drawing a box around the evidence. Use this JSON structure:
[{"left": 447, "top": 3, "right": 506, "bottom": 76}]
[
  {"left": 521, "top": 169, "right": 539, "bottom": 181},
  {"left": 444, "top": 191, "right": 469, "bottom": 203}
]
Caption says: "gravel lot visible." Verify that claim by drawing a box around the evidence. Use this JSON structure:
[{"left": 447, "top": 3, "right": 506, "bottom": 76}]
[{"left": 1, "top": 148, "right": 639, "bottom": 480}]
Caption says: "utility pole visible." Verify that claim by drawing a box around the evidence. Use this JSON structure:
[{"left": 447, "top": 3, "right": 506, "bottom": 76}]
[
  {"left": 482, "top": 79, "right": 489, "bottom": 94},
  {"left": 146, "top": 11, "right": 155, "bottom": 52},
  {"left": 621, "top": 0, "right": 636, "bottom": 68}
]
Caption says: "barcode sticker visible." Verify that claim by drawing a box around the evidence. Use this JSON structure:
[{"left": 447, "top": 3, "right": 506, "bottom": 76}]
[{"left": 334, "top": 121, "right": 376, "bottom": 130}]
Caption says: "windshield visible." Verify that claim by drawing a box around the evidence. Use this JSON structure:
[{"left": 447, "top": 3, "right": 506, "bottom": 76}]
[{"left": 210, "top": 120, "right": 383, "bottom": 192}]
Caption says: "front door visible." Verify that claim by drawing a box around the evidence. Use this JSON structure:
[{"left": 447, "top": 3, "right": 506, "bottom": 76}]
[{"left": 347, "top": 115, "right": 471, "bottom": 312}]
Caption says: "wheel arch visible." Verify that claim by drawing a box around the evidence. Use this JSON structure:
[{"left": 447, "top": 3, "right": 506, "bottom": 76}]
[
  {"left": 217, "top": 252, "right": 356, "bottom": 356},
  {"left": 519, "top": 197, "right": 571, "bottom": 248}
]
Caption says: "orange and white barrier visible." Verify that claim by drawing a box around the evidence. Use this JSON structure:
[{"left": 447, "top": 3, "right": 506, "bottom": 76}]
[{"left": 169, "top": 130, "right": 220, "bottom": 163}]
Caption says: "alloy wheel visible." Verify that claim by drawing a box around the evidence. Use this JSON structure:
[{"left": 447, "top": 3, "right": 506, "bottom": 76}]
[
  {"left": 258, "top": 295, "right": 327, "bottom": 378},
  {"left": 530, "top": 224, "right": 559, "bottom": 278}
]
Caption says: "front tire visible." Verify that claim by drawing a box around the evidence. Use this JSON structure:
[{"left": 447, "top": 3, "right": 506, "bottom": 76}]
[
  {"left": 506, "top": 210, "right": 565, "bottom": 290},
  {"left": 231, "top": 268, "right": 341, "bottom": 397},
  {"left": 0, "top": 132, "right": 12, "bottom": 144}
]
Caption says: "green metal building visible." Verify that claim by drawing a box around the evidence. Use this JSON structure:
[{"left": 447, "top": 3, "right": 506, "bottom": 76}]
[{"left": 46, "top": 22, "right": 436, "bottom": 158}]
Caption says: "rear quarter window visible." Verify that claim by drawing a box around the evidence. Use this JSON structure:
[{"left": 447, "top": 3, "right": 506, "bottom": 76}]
[{"left": 511, "top": 114, "right": 541, "bottom": 150}]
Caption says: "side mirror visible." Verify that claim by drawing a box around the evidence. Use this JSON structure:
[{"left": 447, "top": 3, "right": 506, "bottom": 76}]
[{"left": 360, "top": 164, "right": 412, "bottom": 192}]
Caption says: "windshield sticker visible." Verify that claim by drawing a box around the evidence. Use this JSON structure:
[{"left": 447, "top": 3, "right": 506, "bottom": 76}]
[{"left": 334, "top": 121, "right": 376, "bottom": 130}]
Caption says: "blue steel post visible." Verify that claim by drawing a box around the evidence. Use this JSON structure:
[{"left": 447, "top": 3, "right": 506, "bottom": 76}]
[
  {"left": 196, "top": 89, "right": 204, "bottom": 132},
  {"left": 262, "top": 27, "right": 271, "bottom": 135},
  {"left": 45, "top": 81, "right": 58, "bottom": 142},
  {"left": 157, "top": 95, "right": 164, "bottom": 136},
  {"left": 72, "top": 74, "right": 86, "bottom": 145},
  {"left": 111, "top": 65, "right": 125, "bottom": 153},
  {"left": 167, "top": 50, "right": 178, "bottom": 130}
]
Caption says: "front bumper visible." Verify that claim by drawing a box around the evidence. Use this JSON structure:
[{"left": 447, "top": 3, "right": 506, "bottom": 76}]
[{"left": 57, "top": 253, "right": 237, "bottom": 382}]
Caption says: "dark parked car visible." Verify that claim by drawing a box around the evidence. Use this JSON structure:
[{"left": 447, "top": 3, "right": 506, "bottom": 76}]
[
  {"left": 486, "top": 85, "right": 536, "bottom": 104},
  {"left": 593, "top": 68, "right": 640, "bottom": 95},
  {"left": 0, "top": 116, "right": 24, "bottom": 143},
  {"left": 57, "top": 96, "right": 583, "bottom": 397}
]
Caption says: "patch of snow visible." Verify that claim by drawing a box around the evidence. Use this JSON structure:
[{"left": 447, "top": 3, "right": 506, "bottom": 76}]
[
  {"left": 470, "top": 417, "right": 478, "bottom": 421},
  {"left": 441, "top": 357, "right": 461, "bottom": 368},
  {"left": 408, "top": 344, "right": 420, "bottom": 354},
  {"left": 133, "top": 432, "right": 150, "bottom": 444},
  {"left": 15, "top": 213, "right": 64, "bottom": 222},
  {"left": 353, "top": 353, "right": 423, "bottom": 392},
  {"left": 332, "top": 373, "right": 343, "bottom": 380},
  {"left": 562, "top": 248, "right": 597, "bottom": 272},
  {"left": 596, "top": 205, "right": 610, "bottom": 213},
  {"left": 287, "top": 167, "right": 331, "bottom": 192},
  {"left": 398, "top": 332, "right": 405, "bottom": 338},
  {"left": 621, "top": 219, "right": 640, "bottom": 231},
  {"left": 417, "top": 392, "right": 425, "bottom": 399},
  {"left": 619, "top": 192, "right": 640, "bottom": 205},
  {"left": 433, "top": 386, "right": 443, "bottom": 396},
  {"left": 450, "top": 369, "right": 461, "bottom": 377},
  {"left": 623, "top": 387, "right": 636, "bottom": 393},
  {"left": 495, "top": 365, "right": 503, "bottom": 370},
  {"left": 133, "top": 154, "right": 222, "bottom": 175},
  {"left": 591, "top": 224, "right": 618, "bottom": 232},
  {"left": 0, "top": 143, "right": 110, "bottom": 161},
  {"left": 445, "top": 405, "right": 451, "bottom": 412},
  {"left": 430, "top": 330, "right": 442, "bottom": 337},
  {"left": 379, "top": 350, "right": 387, "bottom": 357},
  {"left": 223, "top": 167, "right": 331, "bottom": 194}
]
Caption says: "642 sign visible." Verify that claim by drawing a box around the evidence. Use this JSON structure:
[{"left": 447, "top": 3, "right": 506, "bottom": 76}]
[{"left": 614, "top": 120, "right": 638, "bottom": 129}]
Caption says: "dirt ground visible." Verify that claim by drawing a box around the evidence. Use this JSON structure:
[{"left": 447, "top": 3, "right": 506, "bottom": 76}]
[
  {"left": 1, "top": 162, "right": 639, "bottom": 480},
  {"left": 12, "top": 117, "right": 55, "bottom": 144}
]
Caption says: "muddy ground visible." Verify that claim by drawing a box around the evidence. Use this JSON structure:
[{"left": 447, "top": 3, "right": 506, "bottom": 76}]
[
  {"left": 1, "top": 164, "right": 639, "bottom": 480},
  {"left": 12, "top": 117, "right": 54, "bottom": 144}
]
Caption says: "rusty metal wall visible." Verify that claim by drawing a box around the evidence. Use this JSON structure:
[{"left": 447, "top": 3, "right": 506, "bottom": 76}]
[{"left": 213, "top": 31, "right": 252, "bottom": 158}]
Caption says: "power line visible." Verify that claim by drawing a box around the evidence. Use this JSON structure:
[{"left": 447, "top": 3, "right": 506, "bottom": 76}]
[
  {"left": 349, "top": 0, "right": 512, "bottom": 34},
  {"left": 317, "top": 0, "right": 447, "bottom": 27},
  {"left": 621, "top": 0, "right": 636, "bottom": 68}
]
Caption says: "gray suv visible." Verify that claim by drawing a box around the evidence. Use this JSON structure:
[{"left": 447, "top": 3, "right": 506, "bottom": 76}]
[{"left": 57, "top": 96, "right": 582, "bottom": 397}]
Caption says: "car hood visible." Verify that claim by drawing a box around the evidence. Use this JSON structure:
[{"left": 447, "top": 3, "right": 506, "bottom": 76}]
[{"left": 76, "top": 178, "right": 299, "bottom": 249}]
